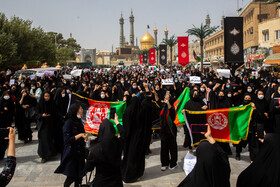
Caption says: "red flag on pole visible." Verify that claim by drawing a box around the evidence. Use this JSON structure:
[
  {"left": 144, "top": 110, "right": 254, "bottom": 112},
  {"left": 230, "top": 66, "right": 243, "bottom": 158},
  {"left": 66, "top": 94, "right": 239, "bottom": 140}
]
[
  {"left": 140, "top": 54, "right": 143, "bottom": 65},
  {"left": 178, "top": 36, "right": 189, "bottom": 67},
  {"left": 149, "top": 48, "right": 156, "bottom": 65}
]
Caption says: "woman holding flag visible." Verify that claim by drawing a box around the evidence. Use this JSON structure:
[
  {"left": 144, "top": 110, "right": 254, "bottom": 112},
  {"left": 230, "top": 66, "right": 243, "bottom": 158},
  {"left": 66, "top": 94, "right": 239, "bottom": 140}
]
[{"left": 156, "top": 91, "right": 178, "bottom": 171}]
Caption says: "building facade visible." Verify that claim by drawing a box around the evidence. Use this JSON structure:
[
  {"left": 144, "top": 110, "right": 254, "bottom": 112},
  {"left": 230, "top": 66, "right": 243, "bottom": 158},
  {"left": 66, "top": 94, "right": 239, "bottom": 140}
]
[
  {"left": 258, "top": 6, "right": 280, "bottom": 52},
  {"left": 239, "top": 0, "right": 279, "bottom": 55},
  {"left": 204, "top": 29, "right": 224, "bottom": 64},
  {"left": 189, "top": 41, "right": 201, "bottom": 63}
]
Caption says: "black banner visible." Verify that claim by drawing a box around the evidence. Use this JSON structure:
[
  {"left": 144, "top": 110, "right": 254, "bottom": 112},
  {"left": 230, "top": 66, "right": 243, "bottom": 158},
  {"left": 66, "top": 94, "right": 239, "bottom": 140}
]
[
  {"left": 224, "top": 17, "right": 244, "bottom": 65},
  {"left": 159, "top": 44, "right": 167, "bottom": 65},
  {"left": 143, "top": 51, "right": 148, "bottom": 64}
]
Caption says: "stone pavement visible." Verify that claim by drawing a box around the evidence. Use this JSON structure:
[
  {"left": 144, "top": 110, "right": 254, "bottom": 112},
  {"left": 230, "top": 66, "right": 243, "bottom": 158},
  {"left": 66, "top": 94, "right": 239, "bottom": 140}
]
[{"left": 1, "top": 125, "right": 250, "bottom": 187}]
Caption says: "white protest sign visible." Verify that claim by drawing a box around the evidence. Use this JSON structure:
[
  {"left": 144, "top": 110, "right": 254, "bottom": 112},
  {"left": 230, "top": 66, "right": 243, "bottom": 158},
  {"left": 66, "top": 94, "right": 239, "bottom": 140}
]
[
  {"left": 252, "top": 71, "right": 258, "bottom": 77},
  {"left": 71, "top": 69, "right": 82, "bottom": 77},
  {"left": 217, "top": 69, "right": 231, "bottom": 78},
  {"left": 183, "top": 153, "right": 197, "bottom": 176},
  {"left": 162, "top": 79, "right": 174, "bottom": 85},
  {"left": 9, "top": 79, "right": 15, "bottom": 86},
  {"left": 83, "top": 68, "right": 90, "bottom": 73},
  {"left": 63, "top": 74, "right": 72, "bottom": 80},
  {"left": 190, "top": 76, "right": 201, "bottom": 84}
]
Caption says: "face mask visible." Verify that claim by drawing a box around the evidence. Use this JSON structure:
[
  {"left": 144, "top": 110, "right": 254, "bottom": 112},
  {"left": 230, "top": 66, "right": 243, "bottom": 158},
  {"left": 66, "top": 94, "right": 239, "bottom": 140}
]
[
  {"left": 77, "top": 114, "right": 82, "bottom": 119},
  {"left": 243, "top": 100, "right": 251, "bottom": 105},
  {"left": 4, "top": 95, "right": 10, "bottom": 100},
  {"left": 109, "top": 78, "right": 112, "bottom": 81},
  {"left": 200, "top": 88, "right": 205, "bottom": 92},
  {"left": 193, "top": 94, "right": 198, "bottom": 99},
  {"left": 258, "top": 95, "right": 264, "bottom": 100},
  {"left": 247, "top": 89, "right": 252, "bottom": 93},
  {"left": 175, "top": 80, "right": 178, "bottom": 83},
  {"left": 21, "top": 84, "right": 25, "bottom": 88},
  {"left": 278, "top": 79, "right": 280, "bottom": 82},
  {"left": 133, "top": 86, "right": 137, "bottom": 89},
  {"left": 121, "top": 81, "right": 124, "bottom": 84},
  {"left": 61, "top": 93, "right": 65, "bottom": 98},
  {"left": 128, "top": 81, "right": 130, "bottom": 84},
  {"left": 218, "top": 96, "right": 225, "bottom": 100},
  {"left": 101, "top": 94, "right": 105, "bottom": 99},
  {"left": 66, "top": 90, "right": 70, "bottom": 94},
  {"left": 63, "top": 81, "right": 67, "bottom": 84},
  {"left": 31, "top": 87, "right": 36, "bottom": 90},
  {"left": 243, "top": 81, "right": 247, "bottom": 84},
  {"left": 227, "top": 94, "right": 232, "bottom": 98},
  {"left": 156, "top": 88, "right": 159, "bottom": 91},
  {"left": 82, "top": 84, "right": 86, "bottom": 87},
  {"left": 226, "top": 85, "right": 230, "bottom": 88},
  {"left": 278, "top": 91, "right": 280, "bottom": 95}
]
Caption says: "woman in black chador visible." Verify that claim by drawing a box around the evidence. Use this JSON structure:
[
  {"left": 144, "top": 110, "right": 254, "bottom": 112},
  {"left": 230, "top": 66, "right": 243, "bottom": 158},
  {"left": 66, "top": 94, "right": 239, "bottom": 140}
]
[
  {"left": 237, "top": 133, "right": 280, "bottom": 187},
  {"left": 53, "top": 88, "right": 69, "bottom": 153},
  {"left": 36, "top": 91, "right": 57, "bottom": 163},
  {"left": 55, "top": 103, "right": 88, "bottom": 187},
  {"left": 16, "top": 88, "right": 37, "bottom": 143},
  {"left": 85, "top": 117, "right": 125, "bottom": 187},
  {"left": 178, "top": 125, "right": 231, "bottom": 187},
  {"left": 0, "top": 91, "right": 15, "bottom": 159},
  {"left": 121, "top": 96, "right": 147, "bottom": 183}
]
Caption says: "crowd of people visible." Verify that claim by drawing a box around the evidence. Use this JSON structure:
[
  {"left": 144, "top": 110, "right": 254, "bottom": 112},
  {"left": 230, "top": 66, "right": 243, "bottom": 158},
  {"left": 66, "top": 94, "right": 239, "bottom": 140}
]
[{"left": 0, "top": 64, "right": 280, "bottom": 186}]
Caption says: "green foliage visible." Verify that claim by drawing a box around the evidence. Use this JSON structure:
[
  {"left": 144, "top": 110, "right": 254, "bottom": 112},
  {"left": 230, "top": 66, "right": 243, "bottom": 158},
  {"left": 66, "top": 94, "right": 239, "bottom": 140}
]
[
  {"left": 186, "top": 24, "right": 217, "bottom": 69},
  {"left": 162, "top": 35, "right": 178, "bottom": 66},
  {"left": 0, "top": 13, "right": 81, "bottom": 68}
]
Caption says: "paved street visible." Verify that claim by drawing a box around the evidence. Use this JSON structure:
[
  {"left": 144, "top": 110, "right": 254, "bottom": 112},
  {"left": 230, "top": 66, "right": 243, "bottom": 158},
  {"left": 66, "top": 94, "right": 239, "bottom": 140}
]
[{"left": 1, "top": 124, "right": 250, "bottom": 187}]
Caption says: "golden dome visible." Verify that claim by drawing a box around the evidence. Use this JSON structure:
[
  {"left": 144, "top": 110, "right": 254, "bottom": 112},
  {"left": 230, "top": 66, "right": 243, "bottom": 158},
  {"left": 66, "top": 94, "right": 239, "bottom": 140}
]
[
  {"left": 165, "top": 27, "right": 168, "bottom": 33},
  {"left": 140, "top": 32, "right": 155, "bottom": 50},
  {"left": 56, "top": 62, "right": 62, "bottom": 68}
]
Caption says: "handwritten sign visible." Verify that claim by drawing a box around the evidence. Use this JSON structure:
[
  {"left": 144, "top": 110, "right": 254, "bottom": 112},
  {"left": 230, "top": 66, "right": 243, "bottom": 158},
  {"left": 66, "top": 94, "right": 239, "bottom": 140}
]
[{"left": 190, "top": 76, "right": 201, "bottom": 84}]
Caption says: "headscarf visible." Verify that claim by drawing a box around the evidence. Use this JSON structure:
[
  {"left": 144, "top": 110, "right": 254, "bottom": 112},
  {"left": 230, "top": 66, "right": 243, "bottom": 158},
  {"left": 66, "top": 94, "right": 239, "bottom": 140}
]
[
  {"left": 66, "top": 103, "right": 84, "bottom": 133},
  {"left": 237, "top": 133, "right": 280, "bottom": 187},
  {"left": 178, "top": 141, "right": 230, "bottom": 187}
]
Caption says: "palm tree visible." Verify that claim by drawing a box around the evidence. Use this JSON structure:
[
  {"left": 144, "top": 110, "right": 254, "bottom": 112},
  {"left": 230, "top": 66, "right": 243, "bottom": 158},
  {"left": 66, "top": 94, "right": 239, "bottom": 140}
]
[
  {"left": 163, "top": 35, "right": 177, "bottom": 66},
  {"left": 152, "top": 45, "right": 160, "bottom": 66},
  {"left": 187, "top": 24, "right": 218, "bottom": 69}
]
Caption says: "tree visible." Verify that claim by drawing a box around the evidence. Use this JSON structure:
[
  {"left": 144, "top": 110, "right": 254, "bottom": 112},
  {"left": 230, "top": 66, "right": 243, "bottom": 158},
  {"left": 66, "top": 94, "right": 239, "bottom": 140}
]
[
  {"left": 266, "top": 0, "right": 280, "bottom": 3},
  {"left": 187, "top": 24, "right": 217, "bottom": 69},
  {"left": 0, "top": 33, "right": 17, "bottom": 66},
  {"left": 56, "top": 47, "right": 75, "bottom": 64},
  {"left": 163, "top": 35, "right": 177, "bottom": 66}
]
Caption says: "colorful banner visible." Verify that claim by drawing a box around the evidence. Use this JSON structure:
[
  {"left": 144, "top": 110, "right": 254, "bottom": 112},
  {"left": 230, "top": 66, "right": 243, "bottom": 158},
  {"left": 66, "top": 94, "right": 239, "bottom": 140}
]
[
  {"left": 143, "top": 51, "right": 148, "bottom": 64},
  {"left": 71, "top": 93, "right": 127, "bottom": 135},
  {"left": 178, "top": 36, "right": 189, "bottom": 67},
  {"left": 159, "top": 44, "right": 167, "bottom": 65},
  {"left": 140, "top": 54, "right": 143, "bottom": 65},
  {"left": 149, "top": 48, "right": 156, "bottom": 65},
  {"left": 224, "top": 17, "right": 244, "bottom": 65},
  {"left": 184, "top": 104, "right": 253, "bottom": 145}
]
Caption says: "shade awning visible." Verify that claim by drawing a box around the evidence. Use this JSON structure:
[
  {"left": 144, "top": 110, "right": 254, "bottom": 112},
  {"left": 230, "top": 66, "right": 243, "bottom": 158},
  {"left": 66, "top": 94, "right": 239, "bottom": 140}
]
[{"left": 265, "top": 53, "right": 280, "bottom": 64}]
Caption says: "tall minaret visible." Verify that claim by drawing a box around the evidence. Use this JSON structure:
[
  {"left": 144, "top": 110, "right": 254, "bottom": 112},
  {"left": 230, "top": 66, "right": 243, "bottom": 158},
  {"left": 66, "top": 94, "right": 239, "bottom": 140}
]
[
  {"left": 119, "top": 12, "right": 124, "bottom": 47},
  {"left": 164, "top": 27, "right": 168, "bottom": 40},
  {"left": 154, "top": 26, "right": 158, "bottom": 46},
  {"left": 129, "top": 9, "right": 135, "bottom": 46},
  {"left": 206, "top": 13, "right": 211, "bottom": 27},
  {"left": 221, "top": 13, "right": 225, "bottom": 30}
]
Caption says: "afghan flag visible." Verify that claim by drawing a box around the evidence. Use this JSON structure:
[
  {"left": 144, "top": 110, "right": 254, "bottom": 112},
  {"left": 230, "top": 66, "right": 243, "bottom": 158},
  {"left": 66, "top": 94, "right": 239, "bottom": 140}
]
[
  {"left": 178, "top": 36, "right": 189, "bottom": 67},
  {"left": 184, "top": 104, "right": 253, "bottom": 145},
  {"left": 149, "top": 48, "right": 156, "bottom": 65},
  {"left": 193, "top": 50, "right": 201, "bottom": 62},
  {"left": 173, "top": 87, "right": 190, "bottom": 126},
  {"left": 71, "top": 93, "right": 126, "bottom": 135}
]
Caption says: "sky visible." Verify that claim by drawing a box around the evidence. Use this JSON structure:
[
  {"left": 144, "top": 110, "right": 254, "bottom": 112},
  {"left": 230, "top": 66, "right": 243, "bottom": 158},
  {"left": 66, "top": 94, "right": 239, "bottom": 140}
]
[{"left": 1, "top": 0, "right": 251, "bottom": 51}]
